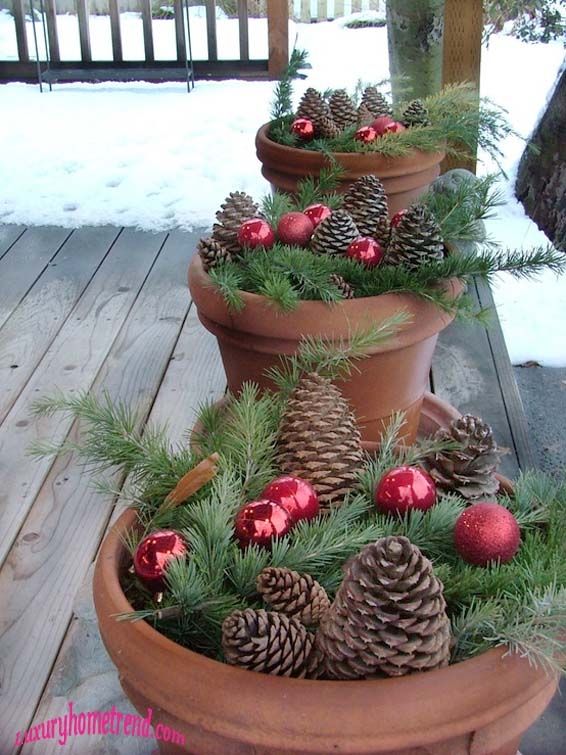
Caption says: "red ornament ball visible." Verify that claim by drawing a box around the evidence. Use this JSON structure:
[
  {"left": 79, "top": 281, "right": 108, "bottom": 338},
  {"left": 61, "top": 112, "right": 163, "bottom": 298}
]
[
  {"left": 383, "top": 121, "right": 406, "bottom": 135},
  {"left": 237, "top": 218, "right": 275, "bottom": 250},
  {"left": 454, "top": 502, "right": 521, "bottom": 566},
  {"left": 391, "top": 209, "right": 407, "bottom": 228},
  {"left": 371, "top": 115, "right": 396, "bottom": 135},
  {"left": 303, "top": 203, "right": 332, "bottom": 228},
  {"left": 375, "top": 466, "right": 437, "bottom": 516},
  {"left": 354, "top": 126, "right": 378, "bottom": 144},
  {"left": 262, "top": 475, "right": 320, "bottom": 524},
  {"left": 133, "top": 530, "right": 188, "bottom": 593},
  {"left": 277, "top": 211, "right": 315, "bottom": 247},
  {"left": 291, "top": 117, "right": 315, "bottom": 141},
  {"left": 346, "top": 236, "right": 385, "bottom": 268},
  {"left": 234, "top": 500, "right": 293, "bottom": 549}
]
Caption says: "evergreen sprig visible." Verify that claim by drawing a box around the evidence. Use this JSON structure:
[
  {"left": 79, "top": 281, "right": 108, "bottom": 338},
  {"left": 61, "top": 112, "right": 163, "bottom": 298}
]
[{"left": 270, "top": 48, "right": 309, "bottom": 121}]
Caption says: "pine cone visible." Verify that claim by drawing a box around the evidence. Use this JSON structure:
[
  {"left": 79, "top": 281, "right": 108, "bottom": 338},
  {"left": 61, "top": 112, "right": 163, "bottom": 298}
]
[
  {"left": 360, "top": 86, "right": 392, "bottom": 117},
  {"left": 426, "top": 414, "right": 503, "bottom": 500},
  {"left": 317, "top": 115, "right": 341, "bottom": 140},
  {"left": 329, "top": 273, "right": 354, "bottom": 299},
  {"left": 296, "top": 87, "right": 332, "bottom": 128},
  {"left": 329, "top": 89, "right": 358, "bottom": 131},
  {"left": 198, "top": 237, "right": 232, "bottom": 272},
  {"left": 212, "top": 191, "right": 259, "bottom": 255},
  {"left": 357, "top": 103, "right": 375, "bottom": 127},
  {"left": 402, "top": 99, "right": 430, "bottom": 127},
  {"left": 310, "top": 210, "right": 359, "bottom": 257},
  {"left": 386, "top": 204, "right": 445, "bottom": 270},
  {"left": 257, "top": 567, "right": 331, "bottom": 626},
  {"left": 342, "top": 175, "right": 390, "bottom": 244},
  {"left": 312, "top": 536, "right": 451, "bottom": 679},
  {"left": 276, "top": 372, "right": 365, "bottom": 509},
  {"left": 222, "top": 608, "right": 313, "bottom": 677}
]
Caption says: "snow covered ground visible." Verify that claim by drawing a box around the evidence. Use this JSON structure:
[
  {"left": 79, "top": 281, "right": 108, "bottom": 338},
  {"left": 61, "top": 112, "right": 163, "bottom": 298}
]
[{"left": 0, "top": 11, "right": 564, "bottom": 364}]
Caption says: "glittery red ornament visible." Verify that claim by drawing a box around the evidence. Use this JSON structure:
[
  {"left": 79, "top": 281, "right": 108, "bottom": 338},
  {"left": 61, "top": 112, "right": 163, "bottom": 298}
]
[
  {"left": 291, "top": 118, "right": 315, "bottom": 141},
  {"left": 454, "top": 502, "right": 521, "bottom": 566},
  {"left": 277, "top": 212, "right": 315, "bottom": 247},
  {"left": 262, "top": 475, "right": 320, "bottom": 524},
  {"left": 303, "top": 203, "right": 332, "bottom": 228},
  {"left": 375, "top": 466, "right": 437, "bottom": 516},
  {"left": 346, "top": 236, "right": 385, "bottom": 268},
  {"left": 354, "top": 126, "right": 378, "bottom": 144},
  {"left": 371, "top": 115, "right": 396, "bottom": 135},
  {"left": 391, "top": 209, "right": 407, "bottom": 227},
  {"left": 234, "top": 500, "right": 293, "bottom": 548},
  {"left": 237, "top": 218, "right": 275, "bottom": 249},
  {"left": 383, "top": 121, "right": 406, "bottom": 135},
  {"left": 133, "top": 530, "right": 188, "bottom": 592}
]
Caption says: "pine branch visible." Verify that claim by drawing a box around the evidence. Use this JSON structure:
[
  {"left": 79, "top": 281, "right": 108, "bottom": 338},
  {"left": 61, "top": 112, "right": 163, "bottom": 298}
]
[
  {"left": 270, "top": 48, "right": 309, "bottom": 121},
  {"left": 207, "top": 263, "right": 245, "bottom": 312},
  {"left": 294, "top": 162, "right": 344, "bottom": 209},
  {"left": 260, "top": 192, "right": 294, "bottom": 227}
]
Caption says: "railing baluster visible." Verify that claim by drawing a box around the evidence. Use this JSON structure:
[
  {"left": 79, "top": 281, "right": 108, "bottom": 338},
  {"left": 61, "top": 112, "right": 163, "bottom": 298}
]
[
  {"left": 300, "top": 0, "right": 310, "bottom": 22},
  {"left": 109, "top": 0, "right": 122, "bottom": 62},
  {"left": 334, "top": 0, "right": 344, "bottom": 20},
  {"left": 351, "top": 0, "right": 361, "bottom": 13},
  {"left": 205, "top": 0, "right": 218, "bottom": 61},
  {"left": 12, "top": 0, "right": 29, "bottom": 62},
  {"left": 44, "top": 0, "right": 60, "bottom": 62},
  {"left": 317, "top": 0, "right": 326, "bottom": 21},
  {"left": 237, "top": 0, "right": 249, "bottom": 60},
  {"left": 267, "top": 0, "right": 287, "bottom": 77},
  {"left": 76, "top": 0, "right": 92, "bottom": 62},
  {"left": 174, "top": 0, "right": 186, "bottom": 62},
  {"left": 141, "top": 0, "right": 154, "bottom": 62}
]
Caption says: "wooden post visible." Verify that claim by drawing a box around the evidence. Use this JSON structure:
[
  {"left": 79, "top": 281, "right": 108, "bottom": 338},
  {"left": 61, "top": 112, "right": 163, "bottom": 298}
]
[
  {"left": 442, "top": 0, "right": 483, "bottom": 173},
  {"left": 267, "top": 0, "right": 288, "bottom": 78}
]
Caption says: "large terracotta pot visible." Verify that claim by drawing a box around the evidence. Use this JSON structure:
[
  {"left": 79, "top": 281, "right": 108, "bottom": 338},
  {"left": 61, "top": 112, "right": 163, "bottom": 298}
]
[
  {"left": 188, "top": 254, "right": 463, "bottom": 444},
  {"left": 255, "top": 123, "right": 445, "bottom": 215}
]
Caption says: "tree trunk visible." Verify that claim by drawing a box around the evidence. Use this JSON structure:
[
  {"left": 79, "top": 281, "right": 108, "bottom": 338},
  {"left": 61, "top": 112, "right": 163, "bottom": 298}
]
[{"left": 386, "top": 0, "right": 445, "bottom": 106}]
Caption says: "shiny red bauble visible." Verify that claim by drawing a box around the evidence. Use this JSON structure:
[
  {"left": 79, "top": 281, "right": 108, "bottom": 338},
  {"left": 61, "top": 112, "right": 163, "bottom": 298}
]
[
  {"left": 371, "top": 115, "right": 396, "bottom": 135},
  {"left": 303, "top": 203, "right": 332, "bottom": 228},
  {"left": 346, "top": 236, "right": 385, "bottom": 268},
  {"left": 383, "top": 121, "right": 406, "bottom": 135},
  {"left": 261, "top": 475, "right": 320, "bottom": 524},
  {"left": 375, "top": 466, "right": 437, "bottom": 516},
  {"left": 237, "top": 218, "right": 276, "bottom": 249},
  {"left": 454, "top": 502, "right": 521, "bottom": 566},
  {"left": 133, "top": 530, "right": 188, "bottom": 592},
  {"left": 277, "top": 211, "right": 315, "bottom": 247},
  {"left": 234, "top": 500, "right": 293, "bottom": 549},
  {"left": 354, "top": 126, "right": 378, "bottom": 144},
  {"left": 291, "top": 117, "right": 315, "bottom": 141},
  {"left": 391, "top": 209, "right": 407, "bottom": 227}
]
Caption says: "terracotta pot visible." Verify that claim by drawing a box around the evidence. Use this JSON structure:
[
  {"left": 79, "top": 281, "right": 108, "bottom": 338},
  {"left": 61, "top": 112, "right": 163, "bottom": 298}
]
[
  {"left": 188, "top": 254, "right": 464, "bottom": 444},
  {"left": 255, "top": 123, "right": 445, "bottom": 215}
]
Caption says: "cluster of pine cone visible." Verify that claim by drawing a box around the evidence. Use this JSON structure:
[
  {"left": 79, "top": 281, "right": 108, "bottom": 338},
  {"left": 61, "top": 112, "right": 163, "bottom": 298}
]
[{"left": 295, "top": 86, "right": 430, "bottom": 140}]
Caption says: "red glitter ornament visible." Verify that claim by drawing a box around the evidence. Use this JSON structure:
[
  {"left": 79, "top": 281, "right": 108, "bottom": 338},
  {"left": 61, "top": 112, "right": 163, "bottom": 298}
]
[
  {"left": 371, "top": 115, "right": 396, "bottom": 135},
  {"left": 303, "top": 203, "right": 332, "bottom": 228},
  {"left": 237, "top": 218, "right": 275, "bottom": 249},
  {"left": 234, "top": 500, "right": 293, "bottom": 549},
  {"left": 133, "top": 530, "right": 188, "bottom": 593},
  {"left": 454, "top": 502, "right": 521, "bottom": 566},
  {"left": 383, "top": 121, "right": 406, "bottom": 135},
  {"left": 346, "top": 236, "right": 385, "bottom": 268},
  {"left": 277, "top": 211, "right": 315, "bottom": 247},
  {"left": 262, "top": 475, "right": 320, "bottom": 524},
  {"left": 375, "top": 465, "right": 437, "bottom": 516},
  {"left": 291, "top": 118, "right": 315, "bottom": 141},
  {"left": 354, "top": 126, "right": 378, "bottom": 144},
  {"left": 391, "top": 209, "right": 407, "bottom": 227}
]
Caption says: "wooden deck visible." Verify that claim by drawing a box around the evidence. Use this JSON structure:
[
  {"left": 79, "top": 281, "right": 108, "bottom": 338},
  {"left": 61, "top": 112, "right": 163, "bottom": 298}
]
[{"left": 0, "top": 224, "right": 535, "bottom": 753}]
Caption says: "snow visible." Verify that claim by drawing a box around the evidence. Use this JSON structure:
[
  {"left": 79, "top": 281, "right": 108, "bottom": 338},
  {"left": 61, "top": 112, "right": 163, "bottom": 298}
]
[{"left": 0, "top": 12, "right": 564, "bottom": 364}]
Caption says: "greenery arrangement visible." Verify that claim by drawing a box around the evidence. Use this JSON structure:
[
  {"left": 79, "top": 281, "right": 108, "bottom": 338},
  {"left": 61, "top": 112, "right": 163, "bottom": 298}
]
[
  {"left": 483, "top": 0, "right": 565, "bottom": 44},
  {"left": 31, "top": 337, "right": 566, "bottom": 677}
]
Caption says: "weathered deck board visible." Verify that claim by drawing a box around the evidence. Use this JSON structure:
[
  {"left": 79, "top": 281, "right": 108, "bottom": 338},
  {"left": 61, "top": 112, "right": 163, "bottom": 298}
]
[
  {"left": 0, "top": 224, "right": 26, "bottom": 260},
  {"left": 0, "top": 227, "right": 122, "bottom": 425},
  {"left": 0, "top": 230, "right": 190, "bottom": 748}
]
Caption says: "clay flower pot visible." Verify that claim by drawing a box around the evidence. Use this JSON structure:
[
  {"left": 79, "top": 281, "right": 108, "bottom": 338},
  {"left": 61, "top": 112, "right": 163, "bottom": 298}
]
[
  {"left": 188, "top": 253, "right": 464, "bottom": 444},
  {"left": 255, "top": 123, "right": 445, "bottom": 215}
]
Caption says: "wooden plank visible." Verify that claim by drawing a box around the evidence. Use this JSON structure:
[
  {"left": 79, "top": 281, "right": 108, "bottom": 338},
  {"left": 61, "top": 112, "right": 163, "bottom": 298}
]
[
  {"left": 0, "top": 226, "right": 72, "bottom": 332},
  {"left": 334, "top": 0, "right": 344, "bottom": 20},
  {"left": 351, "top": 0, "right": 361, "bottom": 12},
  {"left": 267, "top": 0, "right": 288, "bottom": 78},
  {"left": 44, "top": 0, "right": 60, "bottom": 62},
  {"left": 76, "top": 0, "right": 92, "bottom": 62},
  {"left": 317, "top": 0, "right": 326, "bottom": 21},
  {"left": 0, "top": 227, "right": 121, "bottom": 426},
  {"left": 0, "top": 229, "right": 165, "bottom": 571},
  {"left": 140, "top": 0, "right": 155, "bottom": 62},
  {"left": 431, "top": 281, "right": 521, "bottom": 480},
  {"left": 300, "top": 0, "right": 311, "bottom": 22},
  {"left": 173, "top": 0, "right": 186, "bottom": 62},
  {"left": 238, "top": 0, "right": 250, "bottom": 61},
  {"left": 0, "top": 225, "right": 26, "bottom": 260},
  {"left": 0, "top": 231, "right": 189, "bottom": 745},
  {"left": 108, "top": 0, "right": 123, "bottom": 62},
  {"left": 206, "top": 0, "right": 218, "bottom": 61},
  {"left": 12, "top": 0, "right": 29, "bottom": 62}
]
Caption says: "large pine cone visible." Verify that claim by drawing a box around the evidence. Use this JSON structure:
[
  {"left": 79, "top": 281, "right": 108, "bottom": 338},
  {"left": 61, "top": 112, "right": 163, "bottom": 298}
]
[
  {"left": 296, "top": 87, "right": 332, "bottom": 131},
  {"left": 317, "top": 115, "right": 341, "bottom": 140},
  {"left": 312, "top": 536, "right": 451, "bottom": 679},
  {"left": 257, "top": 567, "right": 331, "bottom": 626},
  {"left": 426, "top": 414, "right": 503, "bottom": 500},
  {"left": 212, "top": 191, "right": 259, "bottom": 254},
  {"left": 357, "top": 103, "right": 375, "bottom": 127},
  {"left": 386, "top": 204, "right": 445, "bottom": 270},
  {"left": 198, "top": 237, "right": 232, "bottom": 272},
  {"left": 276, "top": 372, "right": 365, "bottom": 509},
  {"left": 360, "top": 86, "right": 392, "bottom": 117},
  {"left": 310, "top": 210, "right": 359, "bottom": 257},
  {"left": 222, "top": 608, "right": 313, "bottom": 677},
  {"left": 402, "top": 99, "right": 430, "bottom": 127},
  {"left": 342, "top": 174, "right": 390, "bottom": 244},
  {"left": 329, "top": 89, "right": 358, "bottom": 131}
]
